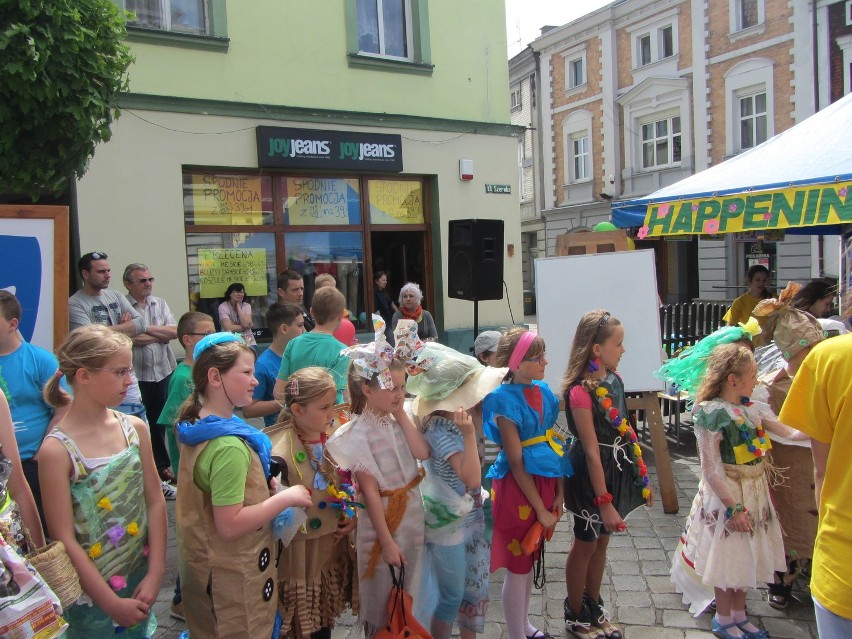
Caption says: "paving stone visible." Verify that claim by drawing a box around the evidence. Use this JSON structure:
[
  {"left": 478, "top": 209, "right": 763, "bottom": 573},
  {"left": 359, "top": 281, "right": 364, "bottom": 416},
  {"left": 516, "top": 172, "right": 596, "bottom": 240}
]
[
  {"left": 623, "top": 626, "right": 685, "bottom": 639},
  {"left": 652, "top": 592, "right": 689, "bottom": 610},
  {"left": 646, "top": 575, "right": 676, "bottom": 593},
  {"left": 639, "top": 560, "right": 672, "bottom": 575},
  {"left": 609, "top": 560, "right": 642, "bottom": 575},
  {"left": 608, "top": 547, "right": 640, "bottom": 562},
  {"left": 662, "top": 609, "right": 712, "bottom": 630},
  {"left": 612, "top": 575, "right": 649, "bottom": 591},
  {"left": 683, "top": 631, "right": 716, "bottom": 638},
  {"left": 614, "top": 605, "right": 656, "bottom": 626},
  {"left": 633, "top": 536, "right": 663, "bottom": 549},
  {"left": 614, "top": 590, "right": 652, "bottom": 608},
  {"left": 760, "top": 616, "right": 819, "bottom": 638}
]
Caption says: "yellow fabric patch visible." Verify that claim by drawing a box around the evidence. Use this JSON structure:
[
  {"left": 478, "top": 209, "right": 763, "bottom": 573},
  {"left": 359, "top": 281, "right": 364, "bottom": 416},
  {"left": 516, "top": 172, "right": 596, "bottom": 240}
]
[
  {"left": 732, "top": 437, "right": 772, "bottom": 465},
  {"left": 507, "top": 539, "right": 522, "bottom": 556},
  {"left": 518, "top": 505, "right": 532, "bottom": 521}
]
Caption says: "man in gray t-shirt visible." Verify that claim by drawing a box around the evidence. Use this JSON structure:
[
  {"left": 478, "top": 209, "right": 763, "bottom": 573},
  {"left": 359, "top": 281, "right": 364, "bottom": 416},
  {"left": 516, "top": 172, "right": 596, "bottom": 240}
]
[{"left": 68, "top": 251, "right": 148, "bottom": 417}]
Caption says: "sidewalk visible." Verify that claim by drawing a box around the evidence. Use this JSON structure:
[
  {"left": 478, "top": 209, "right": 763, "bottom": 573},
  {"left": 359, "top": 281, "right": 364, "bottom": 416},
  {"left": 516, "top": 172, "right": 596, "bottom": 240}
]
[{"left": 152, "top": 414, "right": 819, "bottom": 639}]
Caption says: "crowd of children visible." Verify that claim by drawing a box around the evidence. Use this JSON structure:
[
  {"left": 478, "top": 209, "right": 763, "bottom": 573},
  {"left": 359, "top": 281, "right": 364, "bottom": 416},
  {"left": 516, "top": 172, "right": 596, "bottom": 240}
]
[{"left": 3, "top": 280, "right": 842, "bottom": 639}]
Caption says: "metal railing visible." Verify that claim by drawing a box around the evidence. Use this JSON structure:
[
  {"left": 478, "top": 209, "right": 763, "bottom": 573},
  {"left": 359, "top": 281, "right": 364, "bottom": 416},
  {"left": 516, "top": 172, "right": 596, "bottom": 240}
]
[{"left": 659, "top": 302, "right": 728, "bottom": 356}]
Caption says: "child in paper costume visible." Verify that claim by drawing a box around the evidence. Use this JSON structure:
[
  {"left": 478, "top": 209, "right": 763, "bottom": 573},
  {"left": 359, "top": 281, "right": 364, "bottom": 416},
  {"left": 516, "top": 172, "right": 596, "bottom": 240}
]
[
  {"left": 561, "top": 311, "right": 652, "bottom": 639},
  {"left": 483, "top": 327, "right": 571, "bottom": 639},
  {"left": 174, "top": 333, "right": 311, "bottom": 639},
  {"left": 666, "top": 342, "right": 807, "bottom": 639},
  {"left": 263, "top": 366, "right": 358, "bottom": 639},
  {"left": 409, "top": 344, "right": 506, "bottom": 638},
  {"left": 39, "top": 325, "right": 167, "bottom": 638},
  {"left": 325, "top": 316, "right": 432, "bottom": 637},
  {"left": 752, "top": 282, "right": 826, "bottom": 609}
]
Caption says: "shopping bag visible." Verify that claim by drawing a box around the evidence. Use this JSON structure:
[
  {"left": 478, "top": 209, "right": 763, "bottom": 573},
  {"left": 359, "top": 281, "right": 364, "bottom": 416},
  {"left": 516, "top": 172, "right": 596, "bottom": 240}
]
[
  {"left": 372, "top": 565, "right": 433, "bottom": 639},
  {"left": 520, "top": 508, "right": 560, "bottom": 556}
]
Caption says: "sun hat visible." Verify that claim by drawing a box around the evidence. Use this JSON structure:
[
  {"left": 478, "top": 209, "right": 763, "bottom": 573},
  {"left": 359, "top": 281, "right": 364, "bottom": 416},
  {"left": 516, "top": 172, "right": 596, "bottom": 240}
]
[
  {"left": 412, "top": 366, "right": 508, "bottom": 418},
  {"left": 753, "top": 282, "right": 825, "bottom": 361},
  {"left": 473, "top": 330, "right": 501, "bottom": 357}
]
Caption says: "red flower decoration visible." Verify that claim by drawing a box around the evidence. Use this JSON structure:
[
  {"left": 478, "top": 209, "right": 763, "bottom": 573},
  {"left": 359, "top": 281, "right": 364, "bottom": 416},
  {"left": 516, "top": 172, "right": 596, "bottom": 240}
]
[
  {"left": 755, "top": 449, "right": 763, "bottom": 457},
  {"left": 601, "top": 398, "right": 613, "bottom": 409},
  {"left": 609, "top": 407, "right": 619, "bottom": 419}
]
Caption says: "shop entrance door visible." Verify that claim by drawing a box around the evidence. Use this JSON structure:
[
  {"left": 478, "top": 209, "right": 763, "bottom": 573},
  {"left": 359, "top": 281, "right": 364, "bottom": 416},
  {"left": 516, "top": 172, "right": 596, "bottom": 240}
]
[{"left": 370, "top": 230, "right": 430, "bottom": 312}]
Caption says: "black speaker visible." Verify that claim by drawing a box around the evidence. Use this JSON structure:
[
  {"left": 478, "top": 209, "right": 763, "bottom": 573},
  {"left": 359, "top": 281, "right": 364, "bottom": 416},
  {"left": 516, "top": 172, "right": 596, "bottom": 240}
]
[{"left": 447, "top": 219, "right": 504, "bottom": 301}]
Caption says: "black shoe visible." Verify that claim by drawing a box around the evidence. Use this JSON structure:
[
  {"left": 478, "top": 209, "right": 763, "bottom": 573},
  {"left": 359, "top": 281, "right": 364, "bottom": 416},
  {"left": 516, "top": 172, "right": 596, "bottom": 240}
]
[
  {"left": 525, "top": 631, "right": 554, "bottom": 639},
  {"left": 767, "top": 582, "right": 791, "bottom": 610},
  {"left": 585, "top": 593, "right": 623, "bottom": 639},
  {"left": 564, "top": 597, "right": 603, "bottom": 639}
]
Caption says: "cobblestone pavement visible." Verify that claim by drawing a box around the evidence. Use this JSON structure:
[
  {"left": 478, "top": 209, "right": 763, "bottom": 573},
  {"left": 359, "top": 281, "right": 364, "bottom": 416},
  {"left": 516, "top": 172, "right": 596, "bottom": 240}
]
[{"left": 153, "top": 413, "right": 819, "bottom": 638}]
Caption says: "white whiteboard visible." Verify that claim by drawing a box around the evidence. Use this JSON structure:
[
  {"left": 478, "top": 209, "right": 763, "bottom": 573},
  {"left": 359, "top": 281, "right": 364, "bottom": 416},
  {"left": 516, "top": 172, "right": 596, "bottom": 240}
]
[{"left": 535, "top": 250, "right": 663, "bottom": 394}]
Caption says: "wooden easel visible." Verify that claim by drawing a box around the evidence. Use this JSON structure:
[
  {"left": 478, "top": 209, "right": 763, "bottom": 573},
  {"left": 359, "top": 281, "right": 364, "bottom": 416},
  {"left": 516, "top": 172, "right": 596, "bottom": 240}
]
[{"left": 627, "top": 392, "right": 679, "bottom": 514}]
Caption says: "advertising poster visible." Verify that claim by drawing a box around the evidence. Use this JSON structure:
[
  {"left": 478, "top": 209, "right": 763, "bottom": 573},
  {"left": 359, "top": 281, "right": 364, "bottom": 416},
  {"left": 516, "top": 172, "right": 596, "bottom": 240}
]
[
  {"left": 368, "top": 180, "right": 425, "bottom": 224},
  {"left": 189, "top": 175, "right": 270, "bottom": 226},
  {"left": 284, "top": 178, "right": 361, "bottom": 225},
  {"left": 198, "top": 248, "right": 268, "bottom": 298}
]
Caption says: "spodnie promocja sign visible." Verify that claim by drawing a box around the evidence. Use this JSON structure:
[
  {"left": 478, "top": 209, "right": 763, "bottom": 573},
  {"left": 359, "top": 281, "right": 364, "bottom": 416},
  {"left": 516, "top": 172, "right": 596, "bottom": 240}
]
[{"left": 257, "top": 126, "right": 403, "bottom": 172}]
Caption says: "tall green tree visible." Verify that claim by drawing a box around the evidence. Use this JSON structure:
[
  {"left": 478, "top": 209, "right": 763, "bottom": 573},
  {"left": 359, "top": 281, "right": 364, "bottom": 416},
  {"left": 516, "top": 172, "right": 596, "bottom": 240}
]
[{"left": 0, "top": 0, "right": 134, "bottom": 199}]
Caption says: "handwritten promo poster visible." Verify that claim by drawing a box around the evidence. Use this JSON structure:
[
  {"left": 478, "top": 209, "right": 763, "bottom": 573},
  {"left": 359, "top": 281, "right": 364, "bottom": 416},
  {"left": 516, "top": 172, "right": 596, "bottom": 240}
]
[
  {"left": 284, "top": 178, "right": 361, "bottom": 225},
  {"left": 190, "top": 175, "right": 270, "bottom": 226},
  {"left": 368, "top": 180, "right": 424, "bottom": 224},
  {"left": 198, "top": 248, "right": 268, "bottom": 298}
]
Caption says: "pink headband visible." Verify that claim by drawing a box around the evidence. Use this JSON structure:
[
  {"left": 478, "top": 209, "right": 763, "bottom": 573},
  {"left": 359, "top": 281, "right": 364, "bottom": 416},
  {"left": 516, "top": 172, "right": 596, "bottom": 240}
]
[{"left": 508, "top": 331, "right": 537, "bottom": 372}]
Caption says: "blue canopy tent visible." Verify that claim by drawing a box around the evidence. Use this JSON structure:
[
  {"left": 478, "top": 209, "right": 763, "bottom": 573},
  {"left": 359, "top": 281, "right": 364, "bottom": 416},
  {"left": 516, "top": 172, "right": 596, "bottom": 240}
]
[{"left": 612, "top": 92, "right": 852, "bottom": 237}]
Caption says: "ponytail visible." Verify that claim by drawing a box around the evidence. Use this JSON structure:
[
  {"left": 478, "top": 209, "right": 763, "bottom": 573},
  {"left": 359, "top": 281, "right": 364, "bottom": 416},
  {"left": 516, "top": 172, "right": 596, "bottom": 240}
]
[
  {"left": 177, "top": 387, "right": 204, "bottom": 424},
  {"left": 43, "top": 373, "right": 72, "bottom": 408}
]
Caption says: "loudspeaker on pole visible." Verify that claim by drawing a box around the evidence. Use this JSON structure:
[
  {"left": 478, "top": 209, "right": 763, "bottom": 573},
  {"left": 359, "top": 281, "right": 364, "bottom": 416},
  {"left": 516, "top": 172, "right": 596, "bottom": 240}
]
[{"left": 447, "top": 219, "right": 504, "bottom": 301}]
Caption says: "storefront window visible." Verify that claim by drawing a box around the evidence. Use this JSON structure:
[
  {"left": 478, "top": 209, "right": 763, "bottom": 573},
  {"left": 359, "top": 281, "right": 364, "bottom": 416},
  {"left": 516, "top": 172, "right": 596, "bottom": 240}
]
[
  {"left": 284, "top": 232, "right": 366, "bottom": 328},
  {"left": 185, "top": 232, "right": 278, "bottom": 339},
  {"left": 282, "top": 177, "right": 361, "bottom": 225},
  {"left": 183, "top": 173, "right": 274, "bottom": 226},
  {"left": 368, "top": 179, "right": 425, "bottom": 224}
]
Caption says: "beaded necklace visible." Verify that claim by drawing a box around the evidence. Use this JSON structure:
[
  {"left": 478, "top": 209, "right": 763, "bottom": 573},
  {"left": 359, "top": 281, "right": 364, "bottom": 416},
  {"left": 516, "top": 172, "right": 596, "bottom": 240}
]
[{"left": 593, "top": 383, "right": 651, "bottom": 499}]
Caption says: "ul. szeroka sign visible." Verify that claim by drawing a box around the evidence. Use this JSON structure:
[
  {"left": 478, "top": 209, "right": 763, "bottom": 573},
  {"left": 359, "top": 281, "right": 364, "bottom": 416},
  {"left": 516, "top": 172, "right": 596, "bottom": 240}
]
[
  {"left": 257, "top": 126, "right": 403, "bottom": 172},
  {"left": 640, "top": 180, "right": 852, "bottom": 237}
]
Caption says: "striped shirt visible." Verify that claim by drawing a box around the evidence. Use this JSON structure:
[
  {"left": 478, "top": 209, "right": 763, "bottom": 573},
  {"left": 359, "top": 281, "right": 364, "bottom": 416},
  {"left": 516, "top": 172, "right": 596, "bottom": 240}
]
[{"left": 127, "top": 295, "right": 177, "bottom": 382}]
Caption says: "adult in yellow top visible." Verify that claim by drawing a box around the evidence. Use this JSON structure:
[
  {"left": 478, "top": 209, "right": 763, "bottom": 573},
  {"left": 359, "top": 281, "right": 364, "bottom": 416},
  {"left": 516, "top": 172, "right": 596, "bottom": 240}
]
[
  {"left": 779, "top": 333, "right": 852, "bottom": 635},
  {"left": 723, "top": 264, "right": 771, "bottom": 326}
]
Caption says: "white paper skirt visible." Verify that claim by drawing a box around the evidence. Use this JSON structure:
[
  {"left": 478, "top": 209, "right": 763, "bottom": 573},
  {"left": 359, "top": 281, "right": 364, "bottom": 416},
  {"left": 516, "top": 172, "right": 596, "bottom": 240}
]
[{"left": 671, "top": 462, "right": 786, "bottom": 616}]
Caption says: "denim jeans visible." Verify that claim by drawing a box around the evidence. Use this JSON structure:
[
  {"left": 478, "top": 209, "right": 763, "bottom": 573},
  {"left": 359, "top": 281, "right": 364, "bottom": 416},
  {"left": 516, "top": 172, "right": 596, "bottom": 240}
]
[
  {"left": 116, "top": 402, "right": 148, "bottom": 423},
  {"left": 815, "top": 597, "right": 852, "bottom": 639}
]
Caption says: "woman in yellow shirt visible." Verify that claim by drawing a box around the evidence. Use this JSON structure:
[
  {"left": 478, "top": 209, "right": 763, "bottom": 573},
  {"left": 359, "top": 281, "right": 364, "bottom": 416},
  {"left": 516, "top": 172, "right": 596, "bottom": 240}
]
[{"left": 723, "top": 265, "right": 771, "bottom": 326}]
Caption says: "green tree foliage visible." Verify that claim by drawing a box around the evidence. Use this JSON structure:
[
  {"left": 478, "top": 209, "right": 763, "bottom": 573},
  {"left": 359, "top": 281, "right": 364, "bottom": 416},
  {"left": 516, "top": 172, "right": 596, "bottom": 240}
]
[{"left": 0, "top": 0, "right": 134, "bottom": 199}]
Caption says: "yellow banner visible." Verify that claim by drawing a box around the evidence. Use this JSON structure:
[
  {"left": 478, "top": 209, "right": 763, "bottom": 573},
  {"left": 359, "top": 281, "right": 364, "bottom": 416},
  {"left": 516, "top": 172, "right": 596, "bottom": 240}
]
[
  {"left": 368, "top": 180, "right": 425, "bottom": 224},
  {"left": 640, "top": 180, "right": 852, "bottom": 237},
  {"left": 198, "top": 248, "right": 268, "bottom": 298},
  {"left": 191, "top": 175, "right": 265, "bottom": 226}
]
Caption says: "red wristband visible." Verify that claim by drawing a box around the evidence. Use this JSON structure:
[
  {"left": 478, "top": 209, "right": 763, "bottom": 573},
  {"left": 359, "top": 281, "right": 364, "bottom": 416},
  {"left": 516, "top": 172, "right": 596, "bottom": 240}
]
[{"left": 593, "top": 493, "right": 613, "bottom": 506}]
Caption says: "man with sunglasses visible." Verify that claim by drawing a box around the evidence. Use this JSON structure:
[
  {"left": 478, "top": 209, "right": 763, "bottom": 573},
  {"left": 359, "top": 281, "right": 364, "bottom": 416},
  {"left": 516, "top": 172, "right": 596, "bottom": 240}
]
[
  {"left": 69, "top": 252, "right": 176, "bottom": 500},
  {"left": 124, "top": 263, "right": 178, "bottom": 485}
]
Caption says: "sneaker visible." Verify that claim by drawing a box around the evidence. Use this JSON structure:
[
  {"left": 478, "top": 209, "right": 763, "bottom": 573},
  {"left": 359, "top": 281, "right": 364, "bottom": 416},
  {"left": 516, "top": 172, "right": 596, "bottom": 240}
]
[
  {"left": 585, "top": 593, "right": 623, "bottom": 639},
  {"left": 162, "top": 481, "right": 177, "bottom": 501},
  {"left": 170, "top": 601, "right": 185, "bottom": 621},
  {"left": 564, "top": 597, "right": 604, "bottom": 639}
]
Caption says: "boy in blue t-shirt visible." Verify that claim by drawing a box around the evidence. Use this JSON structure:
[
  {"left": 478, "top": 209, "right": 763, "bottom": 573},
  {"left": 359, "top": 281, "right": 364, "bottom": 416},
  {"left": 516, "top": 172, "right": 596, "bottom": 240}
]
[
  {"left": 243, "top": 302, "right": 305, "bottom": 427},
  {"left": 0, "top": 291, "right": 69, "bottom": 524}
]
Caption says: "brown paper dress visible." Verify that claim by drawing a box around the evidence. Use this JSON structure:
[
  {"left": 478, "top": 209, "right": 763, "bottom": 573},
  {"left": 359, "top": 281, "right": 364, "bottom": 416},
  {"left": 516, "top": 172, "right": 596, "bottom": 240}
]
[
  {"left": 177, "top": 439, "right": 277, "bottom": 639},
  {"left": 265, "top": 423, "right": 358, "bottom": 638}
]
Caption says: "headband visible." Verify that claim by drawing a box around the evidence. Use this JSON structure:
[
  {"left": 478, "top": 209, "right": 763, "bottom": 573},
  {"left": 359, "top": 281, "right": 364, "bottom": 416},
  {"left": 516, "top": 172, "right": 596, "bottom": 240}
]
[
  {"left": 194, "top": 331, "right": 245, "bottom": 360},
  {"left": 341, "top": 315, "right": 435, "bottom": 389},
  {"left": 508, "top": 331, "right": 536, "bottom": 372}
]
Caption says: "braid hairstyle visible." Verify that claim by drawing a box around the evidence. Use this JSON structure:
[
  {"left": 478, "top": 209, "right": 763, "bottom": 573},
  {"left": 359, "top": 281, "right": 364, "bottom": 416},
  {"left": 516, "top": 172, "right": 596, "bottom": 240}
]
[
  {"left": 694, "top": 343, "right": 756, "bottom": 405},
  {"left": 347, "top": 358, "right": 406, "bottom": 414},
  {"left": 44, "top": 325, "right": 132, "bottom": 407},
  {"left": 177, "top": 339, "right": 255, "bottom": 423},
  {"left": 560, "top": 310, "right": 622, "bottom": 395},
  {"left": 494, "top": 326, "right": 545, "bottom": 383}
]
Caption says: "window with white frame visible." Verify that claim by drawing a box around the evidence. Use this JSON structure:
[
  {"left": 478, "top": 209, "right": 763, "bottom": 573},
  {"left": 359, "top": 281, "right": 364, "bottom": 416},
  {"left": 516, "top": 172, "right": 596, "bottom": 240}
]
[
  {"left": 510, "top": 88, "right": 522, "bottom": 110},
  {"left": 356, "top": 0, "right": 412, "bottom": 59},
  {"left": 738, "top": 92, "right": 767, "bottom": 149},
  {"left": 847, "top": 0, "right": 852, "bottom": 25},
  {"left": 571, "top": 135, "right": 590, "bottom": 181},
  {"left": 567, "top": 55, "right": 586, "bottom": 89},
  {"left": 127, "top": 0, "right": 208, "bottom": 34},
  {"left": 641, "top": 116, "right": 681, "bottom": 169},
  {"left": 634, "top": 23, "right": 677, "bottom": 68},
  {"left": 518, "top": 141, "right": 525, "bottom": 193},
  {"left": 730, "top": 0, "right": 764, "bottom": 33},
  {"left": 638, "top": 34, "right": 652, "bottom": 66}
]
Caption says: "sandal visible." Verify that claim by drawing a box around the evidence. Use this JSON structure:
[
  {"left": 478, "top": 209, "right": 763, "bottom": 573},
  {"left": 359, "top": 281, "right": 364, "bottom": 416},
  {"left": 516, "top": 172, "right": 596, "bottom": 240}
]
[
  {"left": 711, "top": 619, "right": 743, "bottom": 639},
  {"left": 585, "top": 593, "right": 623, "bottom": 639},
  {"left": 735, "top": 621, "right": 769, "bottom": 639},
  {"left": 564, "top": 597, "right": 604, "bottom": 639},
  {"left": 525, "top": 631, "right": 554, "bottom": 639}
]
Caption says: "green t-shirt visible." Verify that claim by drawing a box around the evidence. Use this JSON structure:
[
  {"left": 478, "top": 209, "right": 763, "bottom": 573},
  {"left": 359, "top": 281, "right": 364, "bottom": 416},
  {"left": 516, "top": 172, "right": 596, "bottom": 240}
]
[
  {"left": 192, "top": 436, "right": 252, "bottom": 506},
  {"left": 276, "top": 331, "right": 349, "bottom": 403},
  {"left": 158, "top": 361, "right": 193, "bottom": 426}
]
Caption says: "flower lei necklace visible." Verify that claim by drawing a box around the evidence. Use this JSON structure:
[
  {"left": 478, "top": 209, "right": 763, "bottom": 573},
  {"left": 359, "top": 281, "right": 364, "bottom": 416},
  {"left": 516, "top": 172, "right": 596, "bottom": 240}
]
[
  {"left": 731, "top": 397, "right": 769, "bottom": 461},
  {"left": 594, "top": 385, "right": 651, "bottom": 499}
]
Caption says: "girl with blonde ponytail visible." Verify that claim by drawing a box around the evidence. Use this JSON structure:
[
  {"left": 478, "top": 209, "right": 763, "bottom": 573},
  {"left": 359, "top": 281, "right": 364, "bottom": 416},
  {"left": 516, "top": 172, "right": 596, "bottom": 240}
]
[{"left": 38, "top": 324, "right": 166, "bottom": 638}]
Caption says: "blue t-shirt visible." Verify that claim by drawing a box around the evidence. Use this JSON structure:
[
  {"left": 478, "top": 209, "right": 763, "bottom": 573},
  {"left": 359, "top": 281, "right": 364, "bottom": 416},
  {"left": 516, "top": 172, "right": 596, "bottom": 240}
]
[
  {"left": 0, "top": 341, "right": 61, "bottom": 460},
  {"left": 483, "top": 381, "right": 572, "bottom": 479},
  {"left": 253, "top": 347, "right": 283, "bottom": 428}
]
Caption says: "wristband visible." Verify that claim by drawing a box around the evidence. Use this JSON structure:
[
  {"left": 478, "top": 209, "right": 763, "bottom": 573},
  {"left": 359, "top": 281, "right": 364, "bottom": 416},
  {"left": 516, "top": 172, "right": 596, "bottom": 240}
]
[
  {"left": 725, "top": 503, "right": 746, "bottom": 519},
  {"left": 593, "top": 493, "right": 613, "bottom": 506}
]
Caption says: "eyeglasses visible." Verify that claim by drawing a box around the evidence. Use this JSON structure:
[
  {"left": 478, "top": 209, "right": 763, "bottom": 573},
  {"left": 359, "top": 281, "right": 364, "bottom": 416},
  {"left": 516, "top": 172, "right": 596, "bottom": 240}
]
[
  {"left": 92, "top": 367, "right": 133, "bottom": 378},
  {"left": 187, "top": 332, "right": 215, "bottom": 337},
  {"left": 523, "top": 352, "right": 547, "bottom": 364},
  {"left": 134, "top": 277, "right": 155, "bottom": 284},
  {"left": 86, "top": 252, "right": 108, "bottom": 260},
  {"left": 592, "top": 312, "right": 611, "bottom": 342}
]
